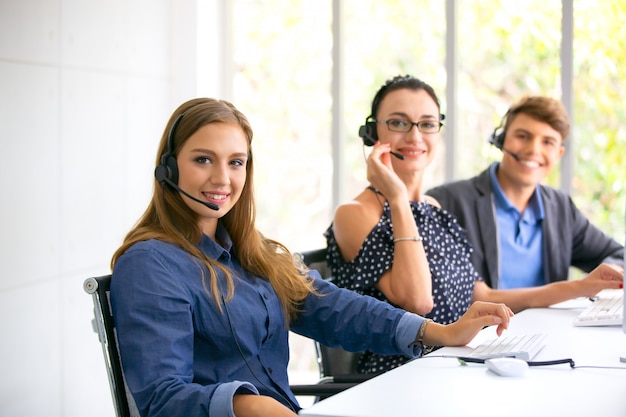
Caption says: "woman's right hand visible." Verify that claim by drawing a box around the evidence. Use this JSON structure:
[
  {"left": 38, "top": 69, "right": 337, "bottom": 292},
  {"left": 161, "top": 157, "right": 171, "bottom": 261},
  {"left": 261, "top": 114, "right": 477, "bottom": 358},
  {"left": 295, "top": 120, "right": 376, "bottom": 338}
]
[
  {"left": 422, "top": 301, "right": 514, "bottom": 347},
  {"left": 366, "top": 142, "right": 407, "bottom": 202}
]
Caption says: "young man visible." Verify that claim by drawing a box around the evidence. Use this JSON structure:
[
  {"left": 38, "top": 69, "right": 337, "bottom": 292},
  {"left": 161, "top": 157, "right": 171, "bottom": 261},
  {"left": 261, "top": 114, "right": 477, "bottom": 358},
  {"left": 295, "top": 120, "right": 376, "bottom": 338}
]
[{"left": 427, "top": 96, "right": 624, "bottom": 289}]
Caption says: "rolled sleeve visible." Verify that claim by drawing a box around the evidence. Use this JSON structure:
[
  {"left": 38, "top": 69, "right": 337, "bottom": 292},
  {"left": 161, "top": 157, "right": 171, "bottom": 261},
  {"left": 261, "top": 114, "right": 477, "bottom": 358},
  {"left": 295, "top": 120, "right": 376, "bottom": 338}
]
[
  {"left": 209, "top": 381, "right": 259, "bottom": 417},
  {"left": 396, "top": 312, "right": 425, "bottom": 357}
]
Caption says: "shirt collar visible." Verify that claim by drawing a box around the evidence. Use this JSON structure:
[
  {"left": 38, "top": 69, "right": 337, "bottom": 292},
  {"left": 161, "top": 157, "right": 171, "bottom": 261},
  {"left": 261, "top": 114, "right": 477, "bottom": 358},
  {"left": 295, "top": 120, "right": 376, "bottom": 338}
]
[
  {"left": 489, "top": 162, "right": 545, "bottom": 221},
  {"left": 199, "top": 223, "right": 234, "bottom": 259}
]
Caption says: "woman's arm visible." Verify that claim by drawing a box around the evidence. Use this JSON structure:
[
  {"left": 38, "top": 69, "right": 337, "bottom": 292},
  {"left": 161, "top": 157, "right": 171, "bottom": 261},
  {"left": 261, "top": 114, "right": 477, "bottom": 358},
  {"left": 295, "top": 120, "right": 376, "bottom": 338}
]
[
  {"left": 233, "top": 395, "right": 297, "bottom": 417},
  {"left": 376, "top": 192, "right": 433, "bottom": 315},
  {"left": 337, "top": 142, "right": 433, "bottom": 314},
  {"left": 422, "top": 301, "right": 514, "bottom": 346},
  {"left": 473, "top": 263, "right": 624, "bottom": 312}
]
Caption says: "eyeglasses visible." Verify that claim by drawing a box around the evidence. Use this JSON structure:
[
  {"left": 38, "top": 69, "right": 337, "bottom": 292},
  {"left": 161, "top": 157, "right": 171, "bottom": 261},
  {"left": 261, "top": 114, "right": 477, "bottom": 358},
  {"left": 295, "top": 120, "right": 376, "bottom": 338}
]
[{"left": 376, "top": 119, "right": 443, "bottom": 134}]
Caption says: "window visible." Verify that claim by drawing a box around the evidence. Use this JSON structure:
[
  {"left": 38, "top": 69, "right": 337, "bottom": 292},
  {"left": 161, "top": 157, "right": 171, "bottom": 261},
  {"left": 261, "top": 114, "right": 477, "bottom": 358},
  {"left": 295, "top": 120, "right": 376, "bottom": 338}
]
[
  {"left": 223, "top": 0, "right": 624, "bottom": 248},
  {"left": 200, "top": 0, "right": 625, "bottom": 389}
]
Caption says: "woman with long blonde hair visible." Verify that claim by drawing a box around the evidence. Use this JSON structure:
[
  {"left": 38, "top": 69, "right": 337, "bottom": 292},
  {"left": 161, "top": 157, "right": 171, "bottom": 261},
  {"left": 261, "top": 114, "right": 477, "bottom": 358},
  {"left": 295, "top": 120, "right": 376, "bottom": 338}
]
[{"left": 110, "top": 97, "right": 513, "bottom": 417}]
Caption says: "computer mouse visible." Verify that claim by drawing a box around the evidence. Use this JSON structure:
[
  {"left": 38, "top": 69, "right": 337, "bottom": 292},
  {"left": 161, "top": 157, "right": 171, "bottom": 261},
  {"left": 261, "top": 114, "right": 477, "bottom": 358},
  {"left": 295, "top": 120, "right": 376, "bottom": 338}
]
[{"left": 485, "top": 357, "right": 529, "bottom": 377}]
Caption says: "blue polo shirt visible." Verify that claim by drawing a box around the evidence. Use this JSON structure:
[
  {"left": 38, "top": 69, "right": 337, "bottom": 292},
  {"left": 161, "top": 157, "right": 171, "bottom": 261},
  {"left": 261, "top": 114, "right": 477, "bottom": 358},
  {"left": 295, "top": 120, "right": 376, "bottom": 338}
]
[{"left": 489, "top": 163, "right": 545, "bottom": 289}]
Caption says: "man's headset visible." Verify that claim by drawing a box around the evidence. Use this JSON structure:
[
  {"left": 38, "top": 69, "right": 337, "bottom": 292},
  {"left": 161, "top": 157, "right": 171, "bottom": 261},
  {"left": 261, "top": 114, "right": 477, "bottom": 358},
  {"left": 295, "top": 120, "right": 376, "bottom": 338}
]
[
  {"left": 488, "top": 110, "right": 510, "bottom": 150},
  {"left": 487, "top": 109, "right": 525, "bottom": 161},
  {"left": 154, "top": 113, "right": 219, "bottom": 211}
]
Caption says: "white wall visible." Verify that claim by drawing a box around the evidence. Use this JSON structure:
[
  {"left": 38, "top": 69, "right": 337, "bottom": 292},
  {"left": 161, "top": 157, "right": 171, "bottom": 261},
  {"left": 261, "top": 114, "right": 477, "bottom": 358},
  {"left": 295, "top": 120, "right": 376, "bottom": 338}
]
[{"left": 0, "top": 1, "right": 198, "bottom": 415}]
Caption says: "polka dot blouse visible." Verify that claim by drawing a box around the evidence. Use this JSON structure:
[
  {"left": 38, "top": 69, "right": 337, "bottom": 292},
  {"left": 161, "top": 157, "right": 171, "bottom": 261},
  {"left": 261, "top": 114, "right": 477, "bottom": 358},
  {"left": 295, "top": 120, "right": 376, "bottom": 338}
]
[{"left": 324, "top": 198, "right": 479, "bottom": 374}]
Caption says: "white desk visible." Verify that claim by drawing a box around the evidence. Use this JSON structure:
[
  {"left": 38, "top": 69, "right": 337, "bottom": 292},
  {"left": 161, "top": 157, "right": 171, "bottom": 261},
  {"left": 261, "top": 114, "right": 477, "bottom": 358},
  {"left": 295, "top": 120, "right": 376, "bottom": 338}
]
[{"left": 300, "top": 304, "right": 626, "bottom": 417}]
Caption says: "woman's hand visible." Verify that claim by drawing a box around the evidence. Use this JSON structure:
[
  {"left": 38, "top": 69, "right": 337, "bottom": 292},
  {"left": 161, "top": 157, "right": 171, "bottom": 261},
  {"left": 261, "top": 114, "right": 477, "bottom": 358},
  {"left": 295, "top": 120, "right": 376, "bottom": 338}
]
[
  {"left": 233, "top": 394, "right": 298, "bottom": 417},
  {"left": 422, "top": 301, "right": 514, "bottom": 347},
  {"left": 366, "top": 142, "right": 407, "bottom": 203}
]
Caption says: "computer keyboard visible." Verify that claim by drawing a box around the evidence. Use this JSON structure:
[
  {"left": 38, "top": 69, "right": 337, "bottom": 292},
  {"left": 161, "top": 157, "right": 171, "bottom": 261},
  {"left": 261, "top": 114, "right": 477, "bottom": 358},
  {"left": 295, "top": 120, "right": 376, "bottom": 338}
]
[
  {"left": 573, "top": 291, "right": 623, "bottom": 327},
  {"left": 465, "top": 333, "right": 547, "bottom": 361}
]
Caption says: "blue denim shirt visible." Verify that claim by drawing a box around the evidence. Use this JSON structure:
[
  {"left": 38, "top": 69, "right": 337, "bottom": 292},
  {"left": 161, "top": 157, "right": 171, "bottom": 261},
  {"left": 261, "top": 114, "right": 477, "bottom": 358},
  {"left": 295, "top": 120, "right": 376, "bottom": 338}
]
[{"left": 111, "top": 225, "right": 424, "bottom": 417}]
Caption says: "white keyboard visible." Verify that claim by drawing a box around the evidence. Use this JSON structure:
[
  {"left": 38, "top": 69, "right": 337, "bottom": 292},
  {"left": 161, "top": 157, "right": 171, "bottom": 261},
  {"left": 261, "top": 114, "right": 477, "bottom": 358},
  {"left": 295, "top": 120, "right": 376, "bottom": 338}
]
[
  {"left": 573, "top": 291, "right": 623, "bottom": 327},
  {"left": 465, "top": 333, "right": 547, "bottom": 361}
]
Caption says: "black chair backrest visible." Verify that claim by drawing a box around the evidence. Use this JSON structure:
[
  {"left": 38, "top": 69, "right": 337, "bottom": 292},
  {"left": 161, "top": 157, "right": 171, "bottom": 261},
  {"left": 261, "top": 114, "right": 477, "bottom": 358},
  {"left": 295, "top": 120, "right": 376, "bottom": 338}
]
[
  {"left": 84, "top": 275, "right": 139, "bottom": 417},
  {"left": 296, "top": 248, "right": 362, "bottom": 378}
]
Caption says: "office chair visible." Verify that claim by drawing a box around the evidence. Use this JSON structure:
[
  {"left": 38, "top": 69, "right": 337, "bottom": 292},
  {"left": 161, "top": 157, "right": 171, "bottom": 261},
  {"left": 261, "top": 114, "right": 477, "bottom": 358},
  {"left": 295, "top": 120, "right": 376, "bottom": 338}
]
[
  {"left": 290, "top": 248, "right": 376, "bottom": 400},
  {"left": 83, "top": 275, "right": 140, "bottom": 417},
  {"left": 83, "top": 267, "right": 363, "bottom": 414}
]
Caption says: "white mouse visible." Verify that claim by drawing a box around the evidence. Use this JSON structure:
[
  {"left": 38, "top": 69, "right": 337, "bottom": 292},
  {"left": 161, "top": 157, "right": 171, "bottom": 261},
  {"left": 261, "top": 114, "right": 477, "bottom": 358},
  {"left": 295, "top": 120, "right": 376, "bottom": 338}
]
[{"left": 485, "top": 357, "right": 529, "bottom": 377}]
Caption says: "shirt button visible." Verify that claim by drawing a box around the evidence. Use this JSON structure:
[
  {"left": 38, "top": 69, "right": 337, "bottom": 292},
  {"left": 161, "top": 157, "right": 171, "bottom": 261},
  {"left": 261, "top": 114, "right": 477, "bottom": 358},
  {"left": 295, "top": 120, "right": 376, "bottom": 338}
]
[
  {"left": 263, "top": 293, "right": 269, "bottom": 299},
  {"left": 268, "top": 368, "right": 273, "bottom": 374}
]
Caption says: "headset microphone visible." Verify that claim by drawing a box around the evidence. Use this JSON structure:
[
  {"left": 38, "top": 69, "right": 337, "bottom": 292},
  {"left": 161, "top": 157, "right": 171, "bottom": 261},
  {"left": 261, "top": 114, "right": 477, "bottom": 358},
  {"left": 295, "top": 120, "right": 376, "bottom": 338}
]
[
  {"left": 488, "top": 127, "right": 521, "bottom": 162},
  {"left": 358, "top": 123, "right": 405, "bottom": 160},
  {"left": 390, "top": 151, "right": 405, "bottom": 160},
  {"left": 488, "top": 109, "right": 523, "bottom": 162},
  {"left": 154, "top": 113, "right": 220, "bottom": 211},
  {"left": 155, "top": 167, "right": 220, "bottom": 211},
  {"left": 501, "top": 147, "right": 521, "bottom": 161}
]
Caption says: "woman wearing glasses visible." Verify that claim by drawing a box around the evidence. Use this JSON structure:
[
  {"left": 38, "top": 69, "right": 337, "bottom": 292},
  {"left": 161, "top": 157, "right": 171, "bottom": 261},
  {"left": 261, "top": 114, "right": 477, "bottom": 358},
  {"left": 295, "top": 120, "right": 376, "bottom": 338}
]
[{"left": 324, "top": 75, "right": 623, "bottom": 375}]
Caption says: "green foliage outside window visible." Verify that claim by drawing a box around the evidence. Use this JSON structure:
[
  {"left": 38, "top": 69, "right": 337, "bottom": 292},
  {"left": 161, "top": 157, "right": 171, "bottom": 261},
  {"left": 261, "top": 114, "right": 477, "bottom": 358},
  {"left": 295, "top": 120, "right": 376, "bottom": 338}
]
[
  {"left": 231, "top": 0, "right": 625, "bottom": 249},
  {"left": 228, "top": 0, "right": 625, "bottom": 391}
]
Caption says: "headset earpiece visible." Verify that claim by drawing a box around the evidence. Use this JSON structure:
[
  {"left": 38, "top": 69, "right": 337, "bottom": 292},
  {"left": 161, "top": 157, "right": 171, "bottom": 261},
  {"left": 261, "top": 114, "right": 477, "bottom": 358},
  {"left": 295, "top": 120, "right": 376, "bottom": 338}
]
[
  {"left": 359, "top": 120, "right": 378, "bottom": 146},
  {"left": 489, "top": 128, "right": 505, "bottom": 150},
  {"left": 155, "top": 113, "right": 184, "bottom": 184},
  {"left": 152, "top": 109, "right": 221, "bottom": 211},
  {"left": 154, "top": 153, "right": 178, "bottom": 183},
  {"left": 489, "top": 110, "right": 509, "bottom": 150}
]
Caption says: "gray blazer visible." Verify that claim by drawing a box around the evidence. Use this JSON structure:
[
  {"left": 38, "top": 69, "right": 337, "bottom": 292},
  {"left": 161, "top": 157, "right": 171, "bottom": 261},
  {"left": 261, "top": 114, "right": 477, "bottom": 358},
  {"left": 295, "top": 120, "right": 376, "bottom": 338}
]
[{"left": 426, "top": 165, "right": 624, "bottom": 288}]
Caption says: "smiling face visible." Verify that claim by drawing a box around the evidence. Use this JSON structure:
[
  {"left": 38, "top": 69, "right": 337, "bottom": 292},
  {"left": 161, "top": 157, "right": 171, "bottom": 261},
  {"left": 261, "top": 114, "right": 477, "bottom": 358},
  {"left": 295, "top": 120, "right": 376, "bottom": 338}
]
[
  {"left": 497, "top": 112, "right": 565, "bottom": 190},
  {"left": 176, "top": 122, "right": 249, "bottom": 236},
  {"left": 375, "top": 88, "right": 441, "bottom": 172}
]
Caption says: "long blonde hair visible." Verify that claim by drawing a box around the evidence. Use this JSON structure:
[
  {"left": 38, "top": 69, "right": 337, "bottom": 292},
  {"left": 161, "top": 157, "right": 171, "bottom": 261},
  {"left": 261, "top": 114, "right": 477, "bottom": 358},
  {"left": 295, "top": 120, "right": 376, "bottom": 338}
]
[{"left": 111, "top": 98, "right": 316, "bottom": 321}]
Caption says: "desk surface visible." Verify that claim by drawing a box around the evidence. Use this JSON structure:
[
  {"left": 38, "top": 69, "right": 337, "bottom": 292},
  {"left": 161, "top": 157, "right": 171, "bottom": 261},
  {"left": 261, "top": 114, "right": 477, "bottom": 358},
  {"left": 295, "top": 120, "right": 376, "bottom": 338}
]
[{"left": 300, "top": 303, "right": 626, "bottom": 417}]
